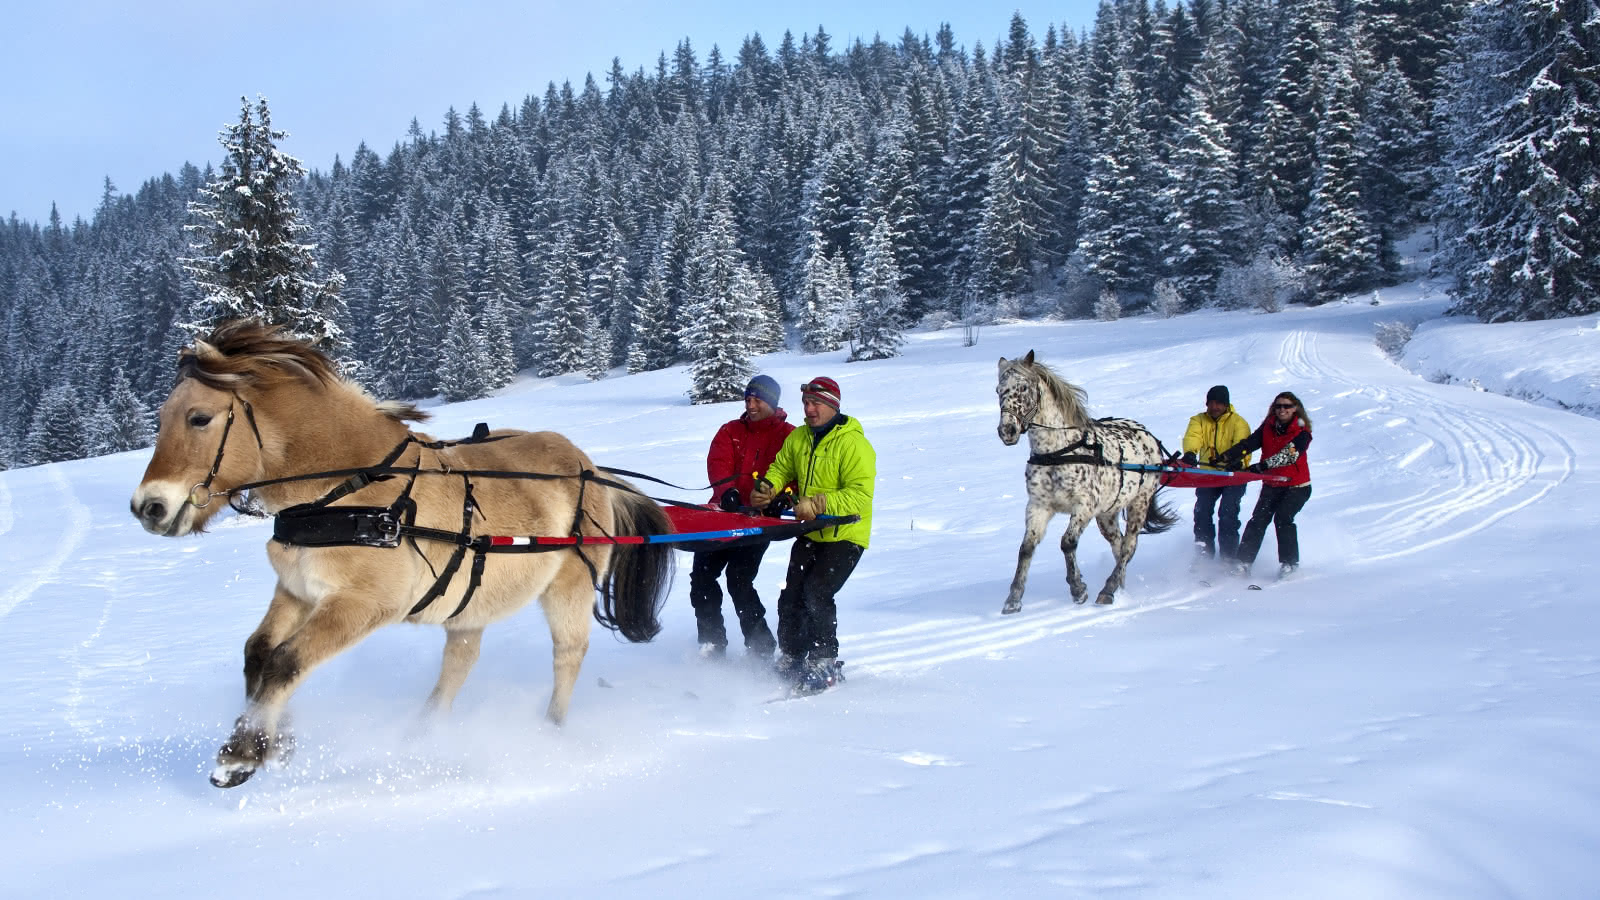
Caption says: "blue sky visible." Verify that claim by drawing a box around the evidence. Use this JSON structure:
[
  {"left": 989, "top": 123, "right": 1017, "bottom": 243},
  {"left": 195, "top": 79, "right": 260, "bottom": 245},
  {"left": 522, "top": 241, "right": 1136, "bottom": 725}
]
[{"left": 2, "top": 1, "right": 1099, "bottom": 224}]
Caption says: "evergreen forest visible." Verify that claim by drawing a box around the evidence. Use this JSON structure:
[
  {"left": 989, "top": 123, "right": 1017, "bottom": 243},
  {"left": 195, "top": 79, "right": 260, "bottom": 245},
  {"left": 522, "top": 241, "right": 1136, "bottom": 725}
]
[{"left": 2, "top": 1, "right": 1596, "bottom": 467}]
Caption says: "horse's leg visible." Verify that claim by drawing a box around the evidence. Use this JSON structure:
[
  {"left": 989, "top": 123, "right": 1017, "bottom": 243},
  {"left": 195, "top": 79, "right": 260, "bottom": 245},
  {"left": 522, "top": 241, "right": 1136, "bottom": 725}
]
[
  {"left": 1096, "top": 502, "right": 1151, "bottom": 605},
  {"left": 1059, "top": 513, "right": 1094, "bottom": 605},
  {"left": 540, "top": 557, "right": 594, "bottom": 726},
  {"left": 1003, "top": 502, "right": 1054, "bottom": 614},
  {"left": 243, "top": 584, "right": 312, "bottom": 699},
  {"left": 423, "top": 626, "right": 484, "bottom": 716},
  {"left": 212, "top": 594, "right": 385, "bottom": 788}
]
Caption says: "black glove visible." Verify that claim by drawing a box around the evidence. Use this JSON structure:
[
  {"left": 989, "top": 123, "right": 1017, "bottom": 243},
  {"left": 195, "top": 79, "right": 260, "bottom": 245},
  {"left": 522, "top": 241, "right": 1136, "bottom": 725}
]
[
  {"left": 718, "top": 487, "right": 742, "bottom": 511},
  {"left": 1221, "top": 453, "right": 1243, "bottom": 471},
  {"left": 1246, "top": 462, "right": 1267, "bottom": 474},
  {"left": 1180, "top": 451, "right": 1198, "bottom": 467}
]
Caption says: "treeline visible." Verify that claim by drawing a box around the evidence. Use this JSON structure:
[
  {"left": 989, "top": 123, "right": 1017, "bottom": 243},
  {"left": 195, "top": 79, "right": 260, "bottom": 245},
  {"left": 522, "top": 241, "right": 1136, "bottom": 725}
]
[{"left": 2, "top": 0, "right": 1595, "bottom": 468}]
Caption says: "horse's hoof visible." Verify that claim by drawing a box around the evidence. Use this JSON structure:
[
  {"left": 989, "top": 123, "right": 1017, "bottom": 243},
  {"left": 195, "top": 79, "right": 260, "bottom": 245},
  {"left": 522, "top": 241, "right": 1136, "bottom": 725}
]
[
  {"left": 209, "top": 762, "right": 257, "bottom": 788},
  {"left": 1095, "top": 595, "right": 1115, "bottom": 606},
  {"left": 1072, "top": 595, "right": 1088, "bottom": 605},
  {"left": 1001, "top": 602, "right": 1022, "bottom": 615}
]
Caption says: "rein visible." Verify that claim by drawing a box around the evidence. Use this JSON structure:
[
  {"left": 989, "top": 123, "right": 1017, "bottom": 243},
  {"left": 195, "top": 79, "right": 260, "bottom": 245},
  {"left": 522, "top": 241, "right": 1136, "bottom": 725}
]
[{"left": 196, "top": 417, "right": 732, "bottom": 622}]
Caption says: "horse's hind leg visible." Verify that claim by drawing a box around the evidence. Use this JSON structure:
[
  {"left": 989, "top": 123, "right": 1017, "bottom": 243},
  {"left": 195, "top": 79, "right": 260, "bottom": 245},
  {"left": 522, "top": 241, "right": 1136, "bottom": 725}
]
[
  {"left": 423, "top": 626, "right": 484, "bottom": 716},
  {"left": 1003, "top": 503, "right": 1054, "bottom": 614},
  {"left": 540, "top": 557, "right": 594, "bottom": 725},
  {"left": 212, "top": 593, "right": 384, "bottom": 788},
  {"left": 1095, "top": 504, "right": 1148, "bottom": 606},
  {"left": 1059, "top": 514, "right": 1094, "bottom": 605}
]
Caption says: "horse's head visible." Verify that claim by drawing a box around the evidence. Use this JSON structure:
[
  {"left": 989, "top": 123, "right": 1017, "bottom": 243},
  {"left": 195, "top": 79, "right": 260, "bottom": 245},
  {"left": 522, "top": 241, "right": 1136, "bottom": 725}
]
[
  {"left": 131, "top": 321, "right": 334, "bottom": 536},
  {"left": 996, "top": 350, "right": 1039, "bottom": 446}
]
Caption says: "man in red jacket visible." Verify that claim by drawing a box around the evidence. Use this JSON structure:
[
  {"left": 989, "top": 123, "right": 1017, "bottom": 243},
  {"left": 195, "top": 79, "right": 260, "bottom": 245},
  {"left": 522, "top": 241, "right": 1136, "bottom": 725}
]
[{"left": 691, "top": 374, "right": 795, "bottom": 659}]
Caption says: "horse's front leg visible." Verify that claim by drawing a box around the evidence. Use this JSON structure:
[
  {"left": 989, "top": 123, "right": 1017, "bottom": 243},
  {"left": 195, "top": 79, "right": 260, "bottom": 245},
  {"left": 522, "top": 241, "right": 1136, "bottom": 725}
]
[
  {"left": 423, "top": 626, "right": 484, "bottom": 716},
  {"left": 1003, "top": 503, "right": 1054, "bottom": 614},
  {"left": 212, "top": 594, "right": 386, "bottom": 788},
  {"left": 243, "top": 584, "right": 312, "bottom": 699},
  {"left": 1059, "top": 514, "right": 1094, "bottom": 605}
]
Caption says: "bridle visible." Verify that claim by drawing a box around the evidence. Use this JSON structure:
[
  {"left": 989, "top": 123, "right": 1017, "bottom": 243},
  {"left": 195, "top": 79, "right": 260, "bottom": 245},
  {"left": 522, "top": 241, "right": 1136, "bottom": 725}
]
[{"left": 185, "top": 396, "right": 265, "bottom": 511}]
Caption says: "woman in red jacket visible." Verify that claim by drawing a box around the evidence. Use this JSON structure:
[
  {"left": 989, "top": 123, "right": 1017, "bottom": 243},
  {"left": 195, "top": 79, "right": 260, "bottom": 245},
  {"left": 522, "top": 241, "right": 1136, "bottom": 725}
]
[
  {"left": 1221, "top": 391, "right": 1313, "bottom": 579},
  {"left": 691, "top": 375, "right": 795, "bottom": 659}
]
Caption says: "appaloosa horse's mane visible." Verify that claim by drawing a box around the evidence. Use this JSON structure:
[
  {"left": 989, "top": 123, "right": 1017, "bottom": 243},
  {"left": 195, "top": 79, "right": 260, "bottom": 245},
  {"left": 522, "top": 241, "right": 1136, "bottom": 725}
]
[{"left": 1028, "top": 358, "right": 1091, "bottom": 429}]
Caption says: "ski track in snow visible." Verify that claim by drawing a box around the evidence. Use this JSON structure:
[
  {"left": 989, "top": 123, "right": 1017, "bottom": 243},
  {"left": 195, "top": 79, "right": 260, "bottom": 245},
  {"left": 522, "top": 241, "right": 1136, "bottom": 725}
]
[
  {"left": 0, "top": 467, "right": 92, "bottom": 622},
  {"left": 847, "top": 585, "right": 1217, "bottom": 674},
  {"left": 1278, "top": 329, "right": 1577, "bottom": 561}
]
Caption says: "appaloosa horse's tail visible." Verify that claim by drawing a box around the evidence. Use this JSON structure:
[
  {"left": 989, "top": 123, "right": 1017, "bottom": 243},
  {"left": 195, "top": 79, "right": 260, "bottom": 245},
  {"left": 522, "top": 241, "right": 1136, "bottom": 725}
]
[
  {"left": 595, "top": 487, "right": 674, "bottom": 642},
  {"left": 1141, "top": 491, "right": 1180, "bottom": 535}
]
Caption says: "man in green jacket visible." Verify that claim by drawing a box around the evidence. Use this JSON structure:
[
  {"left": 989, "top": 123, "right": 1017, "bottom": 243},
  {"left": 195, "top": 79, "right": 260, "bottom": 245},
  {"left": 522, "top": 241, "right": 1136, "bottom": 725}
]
[
  {"left": 1181, "top": 385, "right": 1252, "bottom": 562},
  {"left": 751, "top": 376, "right": 875, "bottom": 695}
]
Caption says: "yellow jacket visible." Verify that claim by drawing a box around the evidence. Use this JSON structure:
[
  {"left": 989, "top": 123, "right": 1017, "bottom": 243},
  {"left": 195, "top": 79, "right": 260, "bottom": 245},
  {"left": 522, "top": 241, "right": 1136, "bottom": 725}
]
[{"left": 1183, "top": 407, "right": 1253, "bottom": 469}]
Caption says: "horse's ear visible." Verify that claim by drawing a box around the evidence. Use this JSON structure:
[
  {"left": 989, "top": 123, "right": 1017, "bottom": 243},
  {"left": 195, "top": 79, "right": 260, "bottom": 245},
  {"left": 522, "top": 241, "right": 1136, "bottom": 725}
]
[
  {"left": 192, "top": 339, "right": 224, "bottom": 365},
  {"left": 1022, "top": 349, "right": 1035, "bottom": 366},
  {"left": 997, "top": 356, "right": 1009, "bottom": 372}
]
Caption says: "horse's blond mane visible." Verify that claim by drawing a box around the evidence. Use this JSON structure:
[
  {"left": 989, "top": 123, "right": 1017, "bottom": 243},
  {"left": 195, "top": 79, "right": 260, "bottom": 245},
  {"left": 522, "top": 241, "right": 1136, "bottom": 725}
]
[
  {"left": 177, "top": 319, "right": 429, "bottom": 423},
  {"left": 1029, "top": 358, "right": 1091, "bottom": 427}
]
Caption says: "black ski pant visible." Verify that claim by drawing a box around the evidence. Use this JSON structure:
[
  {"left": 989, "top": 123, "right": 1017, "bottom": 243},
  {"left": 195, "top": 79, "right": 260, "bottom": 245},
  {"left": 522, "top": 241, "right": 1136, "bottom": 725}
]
[
  {"left": 1193, "top": 484, "right": 1246, "bottom": 559},
  {"left": 689, "top": 543, "right": 775, "bottom": 653},
  {"left": 1236, "top": 484, "right": 1312, "bottom": 567},
  {"left": 775, "top": 536, "right": 864, "bottom": 661}
]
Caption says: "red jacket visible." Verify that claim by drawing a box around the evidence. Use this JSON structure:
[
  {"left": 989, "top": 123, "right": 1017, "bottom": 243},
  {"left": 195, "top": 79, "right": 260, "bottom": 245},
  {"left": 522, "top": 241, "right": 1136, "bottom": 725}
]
[
  {"left": 1257, "top": 416, "right": 1312, "bottom": 487},
  {"left": 707, "top": 410, "right": 795, "bottom": 504}
]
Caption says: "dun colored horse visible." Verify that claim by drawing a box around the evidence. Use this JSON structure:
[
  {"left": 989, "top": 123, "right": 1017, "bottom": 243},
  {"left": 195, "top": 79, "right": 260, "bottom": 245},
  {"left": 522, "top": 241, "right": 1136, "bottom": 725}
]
[
  {"left": 995, "top": 351, "right": 1177, "bottom": 612},
  {"left": 131, "top": 321, "right": 672, "bottom": 787}
]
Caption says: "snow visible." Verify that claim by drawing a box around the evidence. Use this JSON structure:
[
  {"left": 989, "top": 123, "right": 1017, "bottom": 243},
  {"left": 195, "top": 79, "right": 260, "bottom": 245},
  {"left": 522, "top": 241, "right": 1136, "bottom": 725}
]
[
  {"left": 1402, "top": 309, "right": 1600, "bottom": 417},
  {"left": 3, "top": 283, "right": 1599, "bottom": 897}
]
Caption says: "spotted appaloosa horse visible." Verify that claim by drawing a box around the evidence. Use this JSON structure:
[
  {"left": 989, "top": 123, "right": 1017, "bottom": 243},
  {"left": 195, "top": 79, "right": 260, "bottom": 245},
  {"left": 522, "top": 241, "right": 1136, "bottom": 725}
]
[
  {"left": 995, "top": 350, "right": 1177, "bottom": 612},
  {"left": 131, "top": 320, "right": 673, "bottom": 787}
]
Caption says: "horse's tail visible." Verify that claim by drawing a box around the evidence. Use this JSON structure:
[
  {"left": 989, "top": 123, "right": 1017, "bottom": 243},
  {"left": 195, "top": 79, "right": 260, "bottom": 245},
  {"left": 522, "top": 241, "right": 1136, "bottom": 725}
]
[
  {"left": 1140, "top": 488, "right": 1180, "bottom": 535},
  {"left": 593, "top": 486, "right": 674, "bottom": 642}
]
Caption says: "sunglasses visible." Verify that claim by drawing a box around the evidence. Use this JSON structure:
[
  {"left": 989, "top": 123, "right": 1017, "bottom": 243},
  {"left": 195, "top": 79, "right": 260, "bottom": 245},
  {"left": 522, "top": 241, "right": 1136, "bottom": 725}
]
[{"left": 1273, "top": 403, "right": 1296, "bottom": 410}]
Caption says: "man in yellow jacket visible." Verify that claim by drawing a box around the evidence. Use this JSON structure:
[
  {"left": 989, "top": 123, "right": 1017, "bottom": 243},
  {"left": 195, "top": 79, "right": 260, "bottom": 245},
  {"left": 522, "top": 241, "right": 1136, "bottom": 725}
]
[
  {"left": 1182, "top": 385, "right": 1252, "bottom": 562},
  {"left": 751, "top": 376, "right": 874, "bottom": 695}
]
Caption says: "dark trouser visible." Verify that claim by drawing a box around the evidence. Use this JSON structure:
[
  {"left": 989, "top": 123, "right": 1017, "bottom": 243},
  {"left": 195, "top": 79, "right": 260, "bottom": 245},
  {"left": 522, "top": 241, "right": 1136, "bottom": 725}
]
[
  {"left": 689, "top": 543, "right": 775, "bottom": 652},
  {"left": 1193, "top": 484, "right": 1246, "bottom": 559},
  {"left": 775, "top": 537, "right": 865, "bottom": 661},
  {"left": 1236, "top": 485, "right": 1312, "bottom": 567}
]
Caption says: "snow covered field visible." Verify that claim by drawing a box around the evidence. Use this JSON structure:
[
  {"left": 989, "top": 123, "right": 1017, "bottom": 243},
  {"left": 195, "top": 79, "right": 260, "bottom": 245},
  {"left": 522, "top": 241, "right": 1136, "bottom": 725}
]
[{"left": 3, "top": 284, "right": 1598, "bottom": 898}]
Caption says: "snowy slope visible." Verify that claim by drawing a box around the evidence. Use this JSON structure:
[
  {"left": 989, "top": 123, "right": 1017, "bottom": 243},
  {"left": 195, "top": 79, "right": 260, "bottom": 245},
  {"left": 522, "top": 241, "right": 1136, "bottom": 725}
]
[{"left": 2, "top": 284, "right": 1598, "bottom": 898}]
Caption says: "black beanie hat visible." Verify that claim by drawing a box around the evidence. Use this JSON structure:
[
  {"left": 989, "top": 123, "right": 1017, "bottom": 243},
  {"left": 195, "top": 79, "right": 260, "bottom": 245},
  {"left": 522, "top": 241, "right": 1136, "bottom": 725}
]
[{"left": 1206, "top": 385, "right": 1229, "bottom": 406}]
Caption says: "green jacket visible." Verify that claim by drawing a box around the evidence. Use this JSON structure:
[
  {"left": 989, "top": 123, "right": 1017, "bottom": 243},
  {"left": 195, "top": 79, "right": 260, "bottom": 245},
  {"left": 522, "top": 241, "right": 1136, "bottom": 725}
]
[
  {"left": 762, "top": 414, "right": 875, "bottom": 548},
  {"left": 1182, "top": 406, "right": 1253, "bottom": 469}
]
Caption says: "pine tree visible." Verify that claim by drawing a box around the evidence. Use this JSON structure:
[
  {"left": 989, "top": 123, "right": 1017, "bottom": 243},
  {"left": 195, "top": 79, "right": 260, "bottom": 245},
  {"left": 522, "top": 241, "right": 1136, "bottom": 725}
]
[
  {"left": 1304, "top": 44, "right": 1381, "bottom": 303},
  {"left": 680, "top": 175, "right": 754, "bottom": 402},
  {"left": 1163, "top": 37, "right": 1248, "bottom": 306},
  {"left": 437, "top": 309, "right": 492, "bottom": 401},
  {"left": 22, "top": 382, "right": 88, "bottom": 466},
  {"left": 1361, "top": 58, "right": 1430, "bottom": 277},
  {"left": 182, "top": 96, "right": 348, "bottom": 354},
  {"left": 797, "top": 231, "right": 845, "bottom": 352},
  {"left": 96, "top": 368, "right": 155, "bottom": 453},
  {"left": 627, "top": 252, "right": 677, "bottom": 372},
  {"left": 1447, "top": 0, "right": 1600, "bottom": 321},
  {"left": 849, "top": 216, "right": 907, "bottom": 361},
  {"left": 1076, "top": 70, "right": 1162, "bottom": 299}
]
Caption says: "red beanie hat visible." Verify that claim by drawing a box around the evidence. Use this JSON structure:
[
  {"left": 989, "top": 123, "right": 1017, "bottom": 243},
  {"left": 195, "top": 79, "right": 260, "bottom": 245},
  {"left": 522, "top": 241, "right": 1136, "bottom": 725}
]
[{"left": 801, "top": 376, "right": 841, "bottom": 411}]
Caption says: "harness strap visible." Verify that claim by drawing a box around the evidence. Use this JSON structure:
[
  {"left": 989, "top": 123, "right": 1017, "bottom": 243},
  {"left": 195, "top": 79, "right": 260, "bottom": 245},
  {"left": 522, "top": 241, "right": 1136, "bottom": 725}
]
[{"left": 407, "top": 475, "right": 479, "bottom": 618}]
